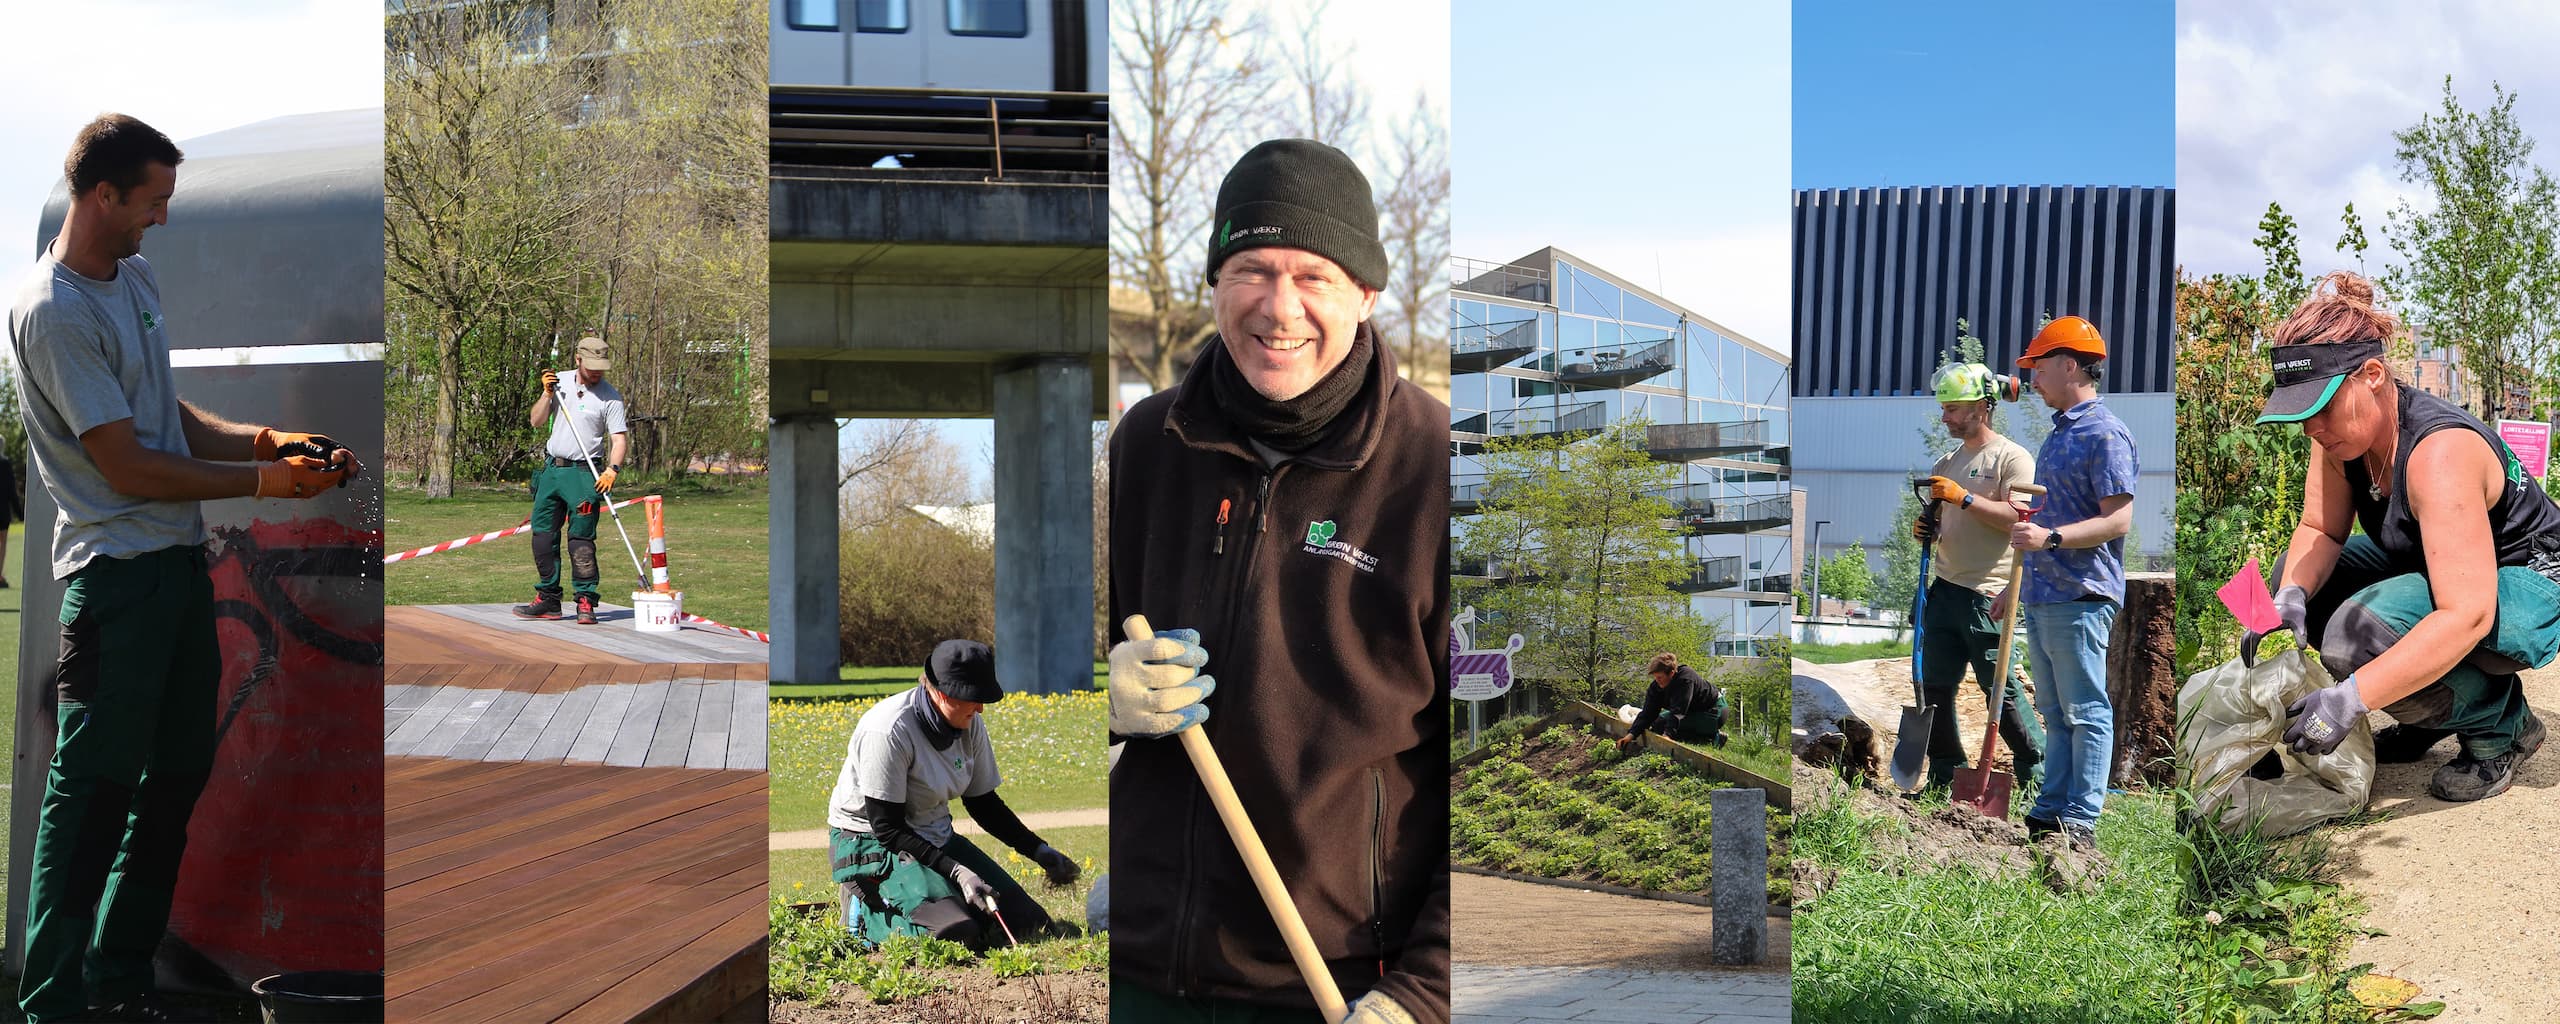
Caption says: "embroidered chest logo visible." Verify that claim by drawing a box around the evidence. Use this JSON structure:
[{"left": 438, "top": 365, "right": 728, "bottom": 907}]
[
  {"left": 140, "top": 310, "right": 160, "bottom": 333},
  {"left": 1300, "top": 519, "right": 1378, "bottom": 573},
  {"left": 950, "top": 752, "right": 968, "bottom": 774}
]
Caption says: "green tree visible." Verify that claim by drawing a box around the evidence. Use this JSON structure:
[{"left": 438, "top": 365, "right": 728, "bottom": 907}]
[
  {"left": 1456, "top": 421, "right": 1716, "bottom": 706},
  {"left": 1876, "top": 489, "right": 1924, "bottom": 641},
  {"left": 2384, "top": 76, "right": 2560, "bottom": 421},
  {"left": 1816, "top": 550, "right": 1872, "bottom": 607},
  {"left": 2338, "top": 201, "right": 2371, "bottom": 276},
  {"left": 2255, "top": 200, "right": 2307, "bottom": 312}
]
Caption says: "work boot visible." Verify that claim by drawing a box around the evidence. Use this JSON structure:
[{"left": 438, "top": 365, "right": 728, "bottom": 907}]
[
  {"left": 2062, "top": 822, "right": 2098, "bottom": 853},
  {"left": 2024, "top": 814, "right": 2062, "bottom": 842},
  {"left": 512, "top": 593, "right": 562, "bottom": 620},
  {"left": 2374, "top": 723, "right": 2457, "bottom": 763},
  {"left": 576, "top": 594, "right": 598, "bottom": 625},
  {"left": 2429, "top": 712, "right": 2545, "bottom": 802}
]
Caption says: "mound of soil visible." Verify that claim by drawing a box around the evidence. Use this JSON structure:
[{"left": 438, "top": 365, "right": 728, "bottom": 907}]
[
  {"left": 772, "top": 970, "right": 1108, "bottom": 1024},
  {"left": 1794, "top": 769, "right": 2111, "bottom": 900}
]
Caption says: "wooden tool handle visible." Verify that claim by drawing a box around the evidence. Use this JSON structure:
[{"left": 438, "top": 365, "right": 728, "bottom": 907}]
[
  {"left": 1126, "top": 615, "right": 1348, "bottom": 1022},
  {"left": 1982, "top": 491, "right": 2040, "bottom": 765}
]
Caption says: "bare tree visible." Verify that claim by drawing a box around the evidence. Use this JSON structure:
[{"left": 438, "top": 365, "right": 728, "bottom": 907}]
[
  {"left": 1269, "top": 0, "right": 1369, "bottom": 152},
  {"left": 1376, "top": 91, "right": 1450, "bottom": 382},
  {"left": 839, "top": 420, "right": 975, "bottom": 532},
  {"left": 1109, "top": 0, "right": 1269, "bottom": 392}
]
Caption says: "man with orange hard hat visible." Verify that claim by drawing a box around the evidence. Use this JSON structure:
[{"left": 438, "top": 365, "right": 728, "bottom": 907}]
[{"left": 2001, "top": 315, "right": 2138, "bottom": 852}]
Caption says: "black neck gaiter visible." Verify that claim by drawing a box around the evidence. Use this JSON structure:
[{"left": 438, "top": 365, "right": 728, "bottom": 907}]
[
  {"left": 1207, "top": 325, "right": 1375, "bottom": 453},
  {"left": 906, "top": 689, "right": 962, "bottom": 749}
]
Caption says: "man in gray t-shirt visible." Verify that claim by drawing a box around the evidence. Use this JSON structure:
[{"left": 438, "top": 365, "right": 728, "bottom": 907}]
[
  {"left": 826, "top": 640, "right": 1082, "bottom": 949},
  {"left": 513, "top": 335, "right": 628, "bottom": 625},
  {"left": 5, "top": 114, "right": 364, "bottom": 1024}
]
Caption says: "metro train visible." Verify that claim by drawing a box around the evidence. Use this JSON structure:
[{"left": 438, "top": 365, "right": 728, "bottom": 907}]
[{"left": 770, "top": 0, "right": 1103, "bottom": 92}]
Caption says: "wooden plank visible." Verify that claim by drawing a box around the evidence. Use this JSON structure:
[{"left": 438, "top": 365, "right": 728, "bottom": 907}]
[
  {"left": 563, "top": 901, "right": 769, "bottom": 1024},
  {"left": 385, "top": 685, "right": 463, "bottom": 757},
  {"left": 444, "top": 689, "right": 531, "bottom": 762},
  {"left": 564, "top": 683, "right": 636, "bottom": 764},
  {"left": 685, "top": 678, "right": 731, "bottom": 770},
  {"left": 603, "top": 680, "right": 671, "bottom": 767},
  {"left": 483, "top": 691, "right": 562, "bottom": 762},
  {"left": 523, "top": 685, "right": 602, "bottom": 764},
  {"left": 726, "top": 679, "right": 767, "bottom": 772},
  {"left": 643, "top": 679, "right": 705, "bottom": 768}
]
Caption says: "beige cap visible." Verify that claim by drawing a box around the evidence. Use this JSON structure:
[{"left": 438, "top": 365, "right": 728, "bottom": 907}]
[{"left": 574, "top": 336, "right": 611, "bottom": 371}]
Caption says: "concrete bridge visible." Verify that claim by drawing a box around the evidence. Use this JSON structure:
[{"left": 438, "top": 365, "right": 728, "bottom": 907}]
[{"left": 769, "top": 166, "right": 1107, "bottom": 691}]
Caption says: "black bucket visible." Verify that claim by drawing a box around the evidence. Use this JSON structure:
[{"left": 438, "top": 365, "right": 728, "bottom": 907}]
[{"left": 251, "top": 971, "right": 383, "bottom": 1024}]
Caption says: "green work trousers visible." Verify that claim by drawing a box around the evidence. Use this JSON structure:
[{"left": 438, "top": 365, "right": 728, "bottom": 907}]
[
  {"left": 1920, "top": 576, "right": 2046, "bottom": 787},
  {"left": 2307, "top": 536, "right": 2560, "bottom": 759},
  {"left": 830, "top": 827, "right": 1051, "bottom": 950},
  {"left": 529, "top": 461, "right": 603, "bottom": 602},
  {"left": 18, "top": 546, "right": 218, "bottom": 1023}
]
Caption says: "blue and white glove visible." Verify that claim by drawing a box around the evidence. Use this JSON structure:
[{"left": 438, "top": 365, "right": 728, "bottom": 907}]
[
  {"left": 1108, "top": 614, "right": 1215, "bottom": 738},
  {"left": 1343, "top": 990, "right": 1417, "bottom": 1024},
  {"left": 2283, "top": 674, "right": 2365, "bottom": 756},
  {"left": 2243, "top": 585, "right": 2311, "bottom": 665}
]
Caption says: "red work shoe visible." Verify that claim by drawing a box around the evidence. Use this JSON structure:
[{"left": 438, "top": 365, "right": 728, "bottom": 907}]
[
  {"left": 576, "top": 594, "right": 598, "bottom": 625},
  {"left": 512, "top": 594, "right": 563, "bottom": 620}
]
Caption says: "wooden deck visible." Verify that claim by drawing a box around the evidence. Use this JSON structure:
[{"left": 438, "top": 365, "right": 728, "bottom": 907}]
[
  {"left": 385, "top": 757, "right": 765, "bottom": 1023},
  {"left": 384, "top": 605, "right": 768, "bottom": 1023}
]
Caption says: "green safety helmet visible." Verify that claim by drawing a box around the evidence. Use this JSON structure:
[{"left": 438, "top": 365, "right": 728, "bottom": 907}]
[{"left": 1931, "top": 362, "right": 2008, "bottom": 404}]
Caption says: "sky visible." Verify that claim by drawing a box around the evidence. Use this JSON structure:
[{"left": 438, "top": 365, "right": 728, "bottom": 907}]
[
  {"left": 1451, "top": 0, "right": 1789, "bottom": 350},
  {"left": 1793, "top": 0, "right": 2174, "bottom": 192},
  {"left": 0, "top": 1, "right": 380, "bottom": 264},
  {"left": 2179, "top": 1, "right": 2560, "bottom": 279}
]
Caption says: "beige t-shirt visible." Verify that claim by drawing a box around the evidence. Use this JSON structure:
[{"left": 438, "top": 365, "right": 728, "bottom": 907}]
[{"left": 1928, "top": 433, "right": 2035, "bottom": 594}]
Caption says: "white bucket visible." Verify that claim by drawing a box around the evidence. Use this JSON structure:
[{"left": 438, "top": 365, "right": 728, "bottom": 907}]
[{"left": 632, "top": 591, "right": 683, "bottom": 633}]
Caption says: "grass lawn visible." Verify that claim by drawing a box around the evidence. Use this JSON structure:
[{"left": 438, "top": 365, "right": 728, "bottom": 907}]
[
  {"left": 1793, "top": 637, "right": 1913, "bottom": 664},
  {"left": 770, "top": 690, "right": 1106, "bottom": 834},
  {"left": 383, "top": 477, "right": 769, "bottom": 632},
  {"left": 1792, "top": 786, "right": 2179, "bottom": 1022}
]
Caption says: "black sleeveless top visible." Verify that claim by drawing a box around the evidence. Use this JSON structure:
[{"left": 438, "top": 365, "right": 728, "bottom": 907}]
[{"left": 2340, "top": 385, "right": 2560, "bottom": 572}]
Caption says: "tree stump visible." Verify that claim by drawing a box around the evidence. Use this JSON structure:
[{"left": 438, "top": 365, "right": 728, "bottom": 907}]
[{"left": 2108, "top": 572, "right": 2177, "bottom": 788}]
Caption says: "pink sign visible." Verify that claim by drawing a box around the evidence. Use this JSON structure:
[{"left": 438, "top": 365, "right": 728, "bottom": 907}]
[
  {"left": 2216, "top": 557, "right": 2279, "bottom": 634},
  {"left": 2498, "top": 419, "right": 2551, "bottom": 479}
]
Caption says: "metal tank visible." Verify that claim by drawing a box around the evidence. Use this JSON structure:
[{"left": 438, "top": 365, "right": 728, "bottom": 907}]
[{"left": 6, "top": 108, "right": 385, "bottom": 991}]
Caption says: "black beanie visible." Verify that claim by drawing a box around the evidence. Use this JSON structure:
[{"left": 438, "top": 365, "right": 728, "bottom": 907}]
[{"left": 1205, "top": 138, "right": 1389, "bottom": 291}]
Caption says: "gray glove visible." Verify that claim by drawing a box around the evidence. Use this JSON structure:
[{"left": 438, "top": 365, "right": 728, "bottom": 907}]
[
  {"left": 2283, "top": 674, "right": 2366, "bottom": 755},
  {"left": 949, "top": 863, "right": 1000, "bottom": 914},
  {"left": 1343, "top": 990, "right": 1417, "bottom": 1024},
  {"left": 2242, "top": 585, "right": 2311, "bottom": 665},
  {"left": 1109, "top": 615, "right": 1215, "bottom": 738},
  {"left": 1032, "top": 843, "right": 1079, "bottom": 885}
]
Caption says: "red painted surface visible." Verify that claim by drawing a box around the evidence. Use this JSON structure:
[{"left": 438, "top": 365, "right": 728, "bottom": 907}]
[{"left": 168, "top": 517, "right": 385, "bottom": 981}]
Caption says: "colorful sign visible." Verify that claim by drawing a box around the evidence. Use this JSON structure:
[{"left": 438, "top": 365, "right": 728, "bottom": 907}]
[
  {"left": 1450, "top": 606, "right": 1525, "bottom": 702},
  {"left": 2498, "top": 419, "right": 2551, "bottom": 480}
]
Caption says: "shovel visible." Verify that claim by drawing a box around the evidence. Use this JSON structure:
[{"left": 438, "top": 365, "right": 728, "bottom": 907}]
[
  {"left": 1889, "top": 480, "right": 1946, "bottom": 792},
  {"left": 1954, "top": 482, "right": 2045, "bottom": 819}
]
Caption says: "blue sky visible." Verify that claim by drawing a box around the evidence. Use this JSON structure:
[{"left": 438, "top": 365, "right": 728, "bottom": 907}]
[
  {"left": 1453, "top": 0, "right": 1790, "bottom": 349},
  {"left": 1793, "top": 0, "right": 2173, "bottom": 190}
]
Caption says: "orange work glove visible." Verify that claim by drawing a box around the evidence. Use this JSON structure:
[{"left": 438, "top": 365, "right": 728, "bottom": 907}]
[
  {"left": 253, "top": 428, "right": 342, "bottom": 462},
  {"left": 541, "top": 369, "right": 560, "bottom": 391},
  {"left": 594, "top": 466, "right": 618, "bottom": 495},
  {"left": 255, "top": 455, "right": 349, "bottom": 499},
  {"left": 1924, "top": 475, "right": 1970, "bottom": 505}
]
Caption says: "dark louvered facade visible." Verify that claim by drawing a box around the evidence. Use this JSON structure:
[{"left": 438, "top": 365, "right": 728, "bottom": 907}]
[{"left": 1792, "top": 186, "right": 2174, "bottom": 397}]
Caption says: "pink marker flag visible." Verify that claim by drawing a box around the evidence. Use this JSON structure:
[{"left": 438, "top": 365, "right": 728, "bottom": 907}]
[{"left": 2217, "top": 557, "right": 2281, "bottom": 634}]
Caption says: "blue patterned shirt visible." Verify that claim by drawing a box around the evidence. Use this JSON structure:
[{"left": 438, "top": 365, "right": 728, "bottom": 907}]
[{"left": 2024, "top": 398, "right": 2139, "bottom": 605}]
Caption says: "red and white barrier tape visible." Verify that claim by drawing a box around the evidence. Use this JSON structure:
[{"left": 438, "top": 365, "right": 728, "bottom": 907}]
[
  {"left": 680, "top": 613, "right": 770, "bottom": 644},
  {"left": 382, "top": 495, "right": 648, "bottom": 564}
]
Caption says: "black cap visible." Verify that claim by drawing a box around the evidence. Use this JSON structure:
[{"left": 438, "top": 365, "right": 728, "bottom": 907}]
[
  {"left": 1206, "top": 138, "right": 1389, "bottom": 291},
  {"left": 924, "top": 640, "right": 1005, "bottom": 704},
  {"left": 2258, "top": 339, "right": 2386, "bottom": 425}
]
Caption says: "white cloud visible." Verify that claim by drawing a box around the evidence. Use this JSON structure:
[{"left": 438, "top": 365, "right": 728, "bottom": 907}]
[{"left": 2180, "top": 0, "right": 2560, "bottom": 280}]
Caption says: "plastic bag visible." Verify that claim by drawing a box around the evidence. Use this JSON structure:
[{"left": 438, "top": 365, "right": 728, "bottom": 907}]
[{"left": 2176, "top": 646, "right": 2375, "bottom": 837}]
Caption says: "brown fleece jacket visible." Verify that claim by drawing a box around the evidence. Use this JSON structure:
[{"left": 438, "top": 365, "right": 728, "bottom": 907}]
[{"left": 1108, "top": 330, "right": 1452, "bottom": 1021}]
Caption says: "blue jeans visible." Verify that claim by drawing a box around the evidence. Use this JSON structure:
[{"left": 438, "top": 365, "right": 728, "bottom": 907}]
[{"left": 2024, "top": 600, "right": 2117, "bottom": 828}]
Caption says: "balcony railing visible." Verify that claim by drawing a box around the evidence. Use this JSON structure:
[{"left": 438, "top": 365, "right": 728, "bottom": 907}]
[
  {"left": 1644, "top": 419, "right": 1772, "bottom": 461},
  {"left": 1452, "top": 257, "right": 1551, "bottom": 303},
  {"left": 1557, "top": 338, "right": 1675, "bottom": 387},
  {"left": 1650, "top": 491, "right": 1792, "bottom": 535},
  {"left": 1670, "top": 556, "right": 1744, "bottom": 594},
  {"left": 1452, "top": 316, "right": 1539, "bottom": 372}
]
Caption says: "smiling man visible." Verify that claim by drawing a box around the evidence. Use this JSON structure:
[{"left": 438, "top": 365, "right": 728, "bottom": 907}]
[
  {"left": 1106, "top": 139, "right": 1451, "bottom": 1024},
  {"left": 7, "top": 113, "right": 361, "bottom": 1024}
]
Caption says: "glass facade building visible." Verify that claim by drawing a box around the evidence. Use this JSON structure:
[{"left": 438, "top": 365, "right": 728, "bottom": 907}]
[{"left": 1450, "top": 247, "right": 1793, "bottom": 653}]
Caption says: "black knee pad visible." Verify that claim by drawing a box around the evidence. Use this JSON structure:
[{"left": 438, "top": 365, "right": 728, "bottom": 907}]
[
  {"left": 2319, "top": 597, "right": 2402, "bottom": 679},
  {"left": 531, "top": 530, "right": 561, "bottom": 581},
  {"left": 568, "top": 537, "right": 598, "bottom": 583},
  {"left": 908, "top": 897, "right": 984, "bottom": 945}
]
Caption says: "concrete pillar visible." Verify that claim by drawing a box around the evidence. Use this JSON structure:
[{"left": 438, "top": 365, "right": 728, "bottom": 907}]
[
  {"left": 1711, "top": 788, "right": 1770, "bottom": 965},
  {"left": 993, "top": 356, "right": 1095, "bottom": 695},
  {"left": 770, "top": 414, "right": 840, "bottom": 685}
]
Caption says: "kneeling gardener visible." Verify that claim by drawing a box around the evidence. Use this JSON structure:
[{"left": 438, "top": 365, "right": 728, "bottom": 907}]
[{"left": 828, "top": 640, "right": 1081, "bottom": 948}]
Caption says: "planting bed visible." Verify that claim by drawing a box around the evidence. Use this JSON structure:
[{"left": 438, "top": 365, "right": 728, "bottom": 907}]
[
  {"left": 768, "top": 899, "right": 1107, "bottom": 1023},
  {"left": 1452, "top": 723, "right": 1789, "bottom": 904}
]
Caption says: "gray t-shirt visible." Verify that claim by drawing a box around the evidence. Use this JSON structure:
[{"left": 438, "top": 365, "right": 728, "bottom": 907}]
[
  {"left": 544, "top": 373, "right": 627, "bottom": 462},
  {"left": 6, "top": 251, "right": 205, "bottom": 579},
  {"left": 827, "top": 684, "right": 1001, "bottom": 845}
]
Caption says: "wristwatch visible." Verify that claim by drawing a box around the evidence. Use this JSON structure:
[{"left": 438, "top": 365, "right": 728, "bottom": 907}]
[
  {"left": 2044, "top": 531, "right": 2063, "bottom": 552},
  {"left": 1961, "top": 493, "right": 1974, "bottom": 510}
]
